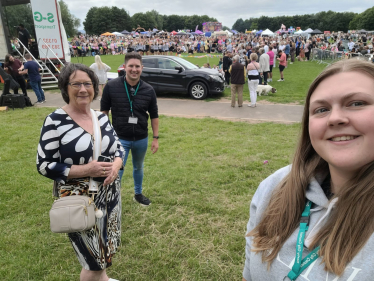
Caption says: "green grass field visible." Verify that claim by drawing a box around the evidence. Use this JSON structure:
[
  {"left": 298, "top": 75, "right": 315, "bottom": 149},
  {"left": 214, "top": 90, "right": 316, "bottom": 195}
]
[
  {"left": 0, "top": 108, "right": 300, "bottom": 280},
  {"left": 70, "top": 54, "right": 327, "bottom": 104}
]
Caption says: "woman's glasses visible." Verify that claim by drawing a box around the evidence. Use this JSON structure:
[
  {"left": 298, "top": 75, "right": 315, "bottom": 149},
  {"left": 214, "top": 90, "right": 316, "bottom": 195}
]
[{"left": 68, "top": 82, "right": 93, "bottom": 89}]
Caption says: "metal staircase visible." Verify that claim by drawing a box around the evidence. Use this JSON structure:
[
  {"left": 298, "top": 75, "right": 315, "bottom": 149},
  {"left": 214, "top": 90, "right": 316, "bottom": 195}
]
[{"left": 16, "top": 39, "right": 64, "bottom": 90}]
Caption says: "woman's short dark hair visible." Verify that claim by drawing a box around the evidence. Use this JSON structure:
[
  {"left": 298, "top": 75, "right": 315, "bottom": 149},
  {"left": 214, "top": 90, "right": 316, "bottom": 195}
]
[{"left": 58, "top": 63, "right": 99, "bottom": 104}]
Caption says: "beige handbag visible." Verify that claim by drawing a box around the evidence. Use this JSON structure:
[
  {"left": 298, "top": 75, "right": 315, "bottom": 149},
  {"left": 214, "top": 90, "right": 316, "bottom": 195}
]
[
  {"left": 49, "top": 109, "right": 101, "bottom": 233},
  {"left": 50, "top": 196, "right": 96, "bottom": 233}
]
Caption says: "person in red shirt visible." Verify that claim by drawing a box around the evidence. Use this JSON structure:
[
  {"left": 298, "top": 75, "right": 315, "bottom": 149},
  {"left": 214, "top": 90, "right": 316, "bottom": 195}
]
[
  {"left": 276, "top": 50, "right": 287, "bottom": 82},
  {"left": 4, "top": 54, "right": 28, "bottom": 95}
]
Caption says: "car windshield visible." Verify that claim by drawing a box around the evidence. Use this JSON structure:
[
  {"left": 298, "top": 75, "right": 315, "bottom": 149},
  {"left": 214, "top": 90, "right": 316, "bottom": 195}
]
[{"left": 172, "top": 57, "right": 199, "bottom": 69}]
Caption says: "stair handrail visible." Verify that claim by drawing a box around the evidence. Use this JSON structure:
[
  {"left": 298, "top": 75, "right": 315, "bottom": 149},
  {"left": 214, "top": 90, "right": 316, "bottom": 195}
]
[
  {"left": 37, "top": 38, "right": 65, "bottom": 72},
  {"left": 16, "top": 40, "right": 45, "bottom": 78}
]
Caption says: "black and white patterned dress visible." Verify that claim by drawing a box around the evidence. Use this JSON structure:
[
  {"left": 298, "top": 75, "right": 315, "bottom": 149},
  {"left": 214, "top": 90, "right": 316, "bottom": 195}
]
[{"left": 37, "top": 108, "right": 124, "bottom": 271}]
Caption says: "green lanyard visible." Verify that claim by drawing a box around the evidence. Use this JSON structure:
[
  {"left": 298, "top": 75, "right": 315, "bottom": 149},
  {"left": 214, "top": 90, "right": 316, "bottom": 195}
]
[
  {"left": 285, "top": 200, "right": 320, "bottom": 281},
  {"left": 124, "top": 79, "right": 140, "bottom": 116}
]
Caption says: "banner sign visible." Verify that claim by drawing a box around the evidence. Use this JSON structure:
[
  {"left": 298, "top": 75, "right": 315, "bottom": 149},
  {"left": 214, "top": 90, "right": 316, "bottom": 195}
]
[
  {"left": 30, "top": 0, "right": 64, "bottom": 59},
  {"left": 202, "top": 22, "right": 222, "bottom": 32}
]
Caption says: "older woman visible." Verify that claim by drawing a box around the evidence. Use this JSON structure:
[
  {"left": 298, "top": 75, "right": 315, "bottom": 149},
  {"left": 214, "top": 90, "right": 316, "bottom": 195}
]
[
  {"left": 246, "top": 53, "right": 260, "bottom": 107},
  {"left": 243, "top": 59, "right": 374, "bottom": 280},
  {"left": 37, "top": 63, "right": 123, "bottom": 281}
]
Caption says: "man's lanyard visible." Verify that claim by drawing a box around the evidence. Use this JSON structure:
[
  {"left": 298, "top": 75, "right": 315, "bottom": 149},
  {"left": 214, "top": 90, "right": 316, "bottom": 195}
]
[
  {"left": 285, "top": 200, "right": 321, "bottom": 281},
  {"left": 124, "top": 79, "right": 140, "bottom": 117}
]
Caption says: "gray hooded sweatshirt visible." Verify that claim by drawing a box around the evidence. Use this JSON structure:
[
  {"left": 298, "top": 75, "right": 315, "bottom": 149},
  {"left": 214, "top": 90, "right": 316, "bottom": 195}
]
[{"left": 243, "top": 165, "right": 374, "bottom": 281}]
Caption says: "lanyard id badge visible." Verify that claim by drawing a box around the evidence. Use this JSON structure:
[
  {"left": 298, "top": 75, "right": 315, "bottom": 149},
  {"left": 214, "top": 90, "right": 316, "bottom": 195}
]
[
  {"left": 284, "top": 200, "right": 320, "bottom": 281},
  {"left": 124, "top": 78, "right": 140, "bottom": 122},
  {"left": 128, "top": 116, "right": 138, "bottom": 124}
]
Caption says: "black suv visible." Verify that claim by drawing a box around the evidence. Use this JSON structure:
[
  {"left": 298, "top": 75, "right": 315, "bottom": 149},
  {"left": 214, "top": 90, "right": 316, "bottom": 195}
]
[{"left": 117, "top": 55, "right": 224, "bottom": 100}]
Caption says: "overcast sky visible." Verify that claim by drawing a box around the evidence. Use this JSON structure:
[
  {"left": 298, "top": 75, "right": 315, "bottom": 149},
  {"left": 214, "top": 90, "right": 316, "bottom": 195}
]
[{"left": 63, "top": 0, "right": 373, "bottom": 31}]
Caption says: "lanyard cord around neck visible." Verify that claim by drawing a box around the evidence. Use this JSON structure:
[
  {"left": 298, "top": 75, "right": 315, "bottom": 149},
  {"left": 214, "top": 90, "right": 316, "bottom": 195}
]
[
  {"left": 124, "top": 78, "right": 140, "bottom": 116},
  {"left": 285, "top": 200, "right": 321, "bottom": 281}
]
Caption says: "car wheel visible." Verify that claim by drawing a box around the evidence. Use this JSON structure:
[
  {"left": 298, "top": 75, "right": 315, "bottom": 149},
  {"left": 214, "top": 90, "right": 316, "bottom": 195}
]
[{"left": 189, "top": 82, "right": 208, "bottom": 100}]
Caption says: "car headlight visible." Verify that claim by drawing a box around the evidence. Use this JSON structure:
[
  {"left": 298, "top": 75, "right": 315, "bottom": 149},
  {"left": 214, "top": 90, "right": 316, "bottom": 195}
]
[{"left": 209, "top": 75, "right": 222, "bottom": 82}]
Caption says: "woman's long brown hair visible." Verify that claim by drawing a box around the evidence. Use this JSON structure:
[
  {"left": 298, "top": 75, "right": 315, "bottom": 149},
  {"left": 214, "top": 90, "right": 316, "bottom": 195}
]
[{"left": 248, "top": 59, "right": 374, "bottom": 276}]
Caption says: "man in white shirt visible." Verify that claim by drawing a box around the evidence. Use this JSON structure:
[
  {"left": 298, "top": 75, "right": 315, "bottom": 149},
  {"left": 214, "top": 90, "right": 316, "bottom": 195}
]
[
  {"left": 348, "top": 39, "right": 355, "bottom": 51},
  {"left": 264, "top": 43, "right": 269, "bottom": 54}
]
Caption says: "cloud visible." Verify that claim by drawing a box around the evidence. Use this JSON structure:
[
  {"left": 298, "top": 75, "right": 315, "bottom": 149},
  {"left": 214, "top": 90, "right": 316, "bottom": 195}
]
[{"left": 63, "top": 0, "right": 373, "bottom": 30}]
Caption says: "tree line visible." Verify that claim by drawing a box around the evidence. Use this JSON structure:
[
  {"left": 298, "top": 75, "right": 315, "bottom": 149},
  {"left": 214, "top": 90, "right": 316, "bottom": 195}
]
[
  {"left": 83, "top": 7, "right": 217, "bottom": 35},
  {"left": 232, "top": 7, "right": 374, "bottom": 33},
  {"left": 4, "top": 0, "right": 80, "bottom": 38}
]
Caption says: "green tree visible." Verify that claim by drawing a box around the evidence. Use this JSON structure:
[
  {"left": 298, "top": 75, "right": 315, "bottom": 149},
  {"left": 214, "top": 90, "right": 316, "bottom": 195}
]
[
  {"left": 131, "top": 12, "right": 150, "bottom": 30},
  {"left": 58, "top": 0, "right": 80, "bottom": 37},
  {"left": 83, "top": 6, "right": 131, "bottom": 34},
  {"left": 232, "top": 18, "right": 245, "bottom": 32},
  {"left": 250, "top": 22, "right": 258, "bottom": 31},
  {"left": 163, "top": 15, "right": 185, "bottom": 31},
  {"left": 4, "top": 4, "right": 34, "bottom": 38},
  {"left": 111, "top": 7, "right": 132, "bottom": 32},
  {"left": 144, "top": 10, "right": 163, "bottom": 30},
  {"left": 349, "top": 6, "right": 374, "bottom": 30},
  {"left": 82, "top": 7, "right": 99, "bottom": 34}
]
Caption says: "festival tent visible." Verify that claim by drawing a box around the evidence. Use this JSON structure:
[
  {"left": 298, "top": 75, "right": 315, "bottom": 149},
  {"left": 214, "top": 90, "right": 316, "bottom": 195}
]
[
  {"left": 311, "top": 29, "right": 323, "bottom": 34},
  {"left": 213, "top": 31, "right": 227, "bottom": 35},
  {"left": 225, "top": 30, "right": 233, "bottom": 36},
  {"left": 231, "top": 30, "right": 238, "bottom": 34},
  {"left": 120, "top": 30, "right": 130, "bottom": 34},
  {"left": 294, "top": 29, "right": 304, "bottom": 34},
  {"left": 170, "top": 30, "right": 178, "bottom": 35},
  {"left": 205, "top": 32, "right": 212, "bottom": 37},
  {"left": 101, "top": 32, "right": 115, "bottom": 36},
  {"left": 261, "top": 29, "right": 274, "bottom": 37},
  {"left": 256, "top": 30, "right": 263, "bottom": 35},
  {"left": 195, "top": 30, "right": 204, "bottom": 34},
  {"left": 358, "top": 29, "right": 368, "bottom": 33},
  {"left": 304, "top": 28, "right": 314, "bottom": 33},
  {"left": 112, "top": 32, "right": 125, "bottom": 36}
]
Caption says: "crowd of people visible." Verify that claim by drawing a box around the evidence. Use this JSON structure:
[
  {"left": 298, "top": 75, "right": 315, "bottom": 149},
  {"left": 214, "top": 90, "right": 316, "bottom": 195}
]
[{"left": 70, "top": 31, "right": 373, "bottom": 59}]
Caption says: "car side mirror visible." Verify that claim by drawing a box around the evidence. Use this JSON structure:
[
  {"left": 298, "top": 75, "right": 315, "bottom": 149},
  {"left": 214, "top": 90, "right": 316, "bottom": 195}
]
[{"left": 175, "top": 66, "right": 183, "bottom": 73}]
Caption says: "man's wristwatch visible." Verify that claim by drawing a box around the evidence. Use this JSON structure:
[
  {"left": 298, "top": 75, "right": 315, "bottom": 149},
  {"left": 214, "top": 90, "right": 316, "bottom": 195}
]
[{"left": 153, "top": 136, "right": 159, "bottom": 139}]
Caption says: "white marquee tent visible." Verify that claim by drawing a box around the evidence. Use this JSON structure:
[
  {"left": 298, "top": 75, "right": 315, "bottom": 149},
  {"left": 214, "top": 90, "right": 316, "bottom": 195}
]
[
  {"left": 261, "top": 28, "right": 275, "bottom": 37},
  {"left": 112, "top": 32, "right": 126, "bottom": 36}
]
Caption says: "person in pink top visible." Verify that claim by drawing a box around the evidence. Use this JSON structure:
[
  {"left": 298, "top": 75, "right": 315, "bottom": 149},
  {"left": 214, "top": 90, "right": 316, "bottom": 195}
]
[
  {"left": 276, "top": 50, "right": 287, "bottom": 81},
  {"left": 267, "top": 47, "right": 275, "bottom": 82}
]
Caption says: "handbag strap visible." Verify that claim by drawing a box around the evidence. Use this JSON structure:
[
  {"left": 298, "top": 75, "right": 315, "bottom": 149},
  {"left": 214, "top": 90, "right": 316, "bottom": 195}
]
[
  {"left": 89, "top": 109, "right": 101, "bottom": 193},
  {"left": 53, "top": 109, "right": 102, "bottom": 198},
  {"left": 250, "top": 61, "right": 260, "bottom": 74}
]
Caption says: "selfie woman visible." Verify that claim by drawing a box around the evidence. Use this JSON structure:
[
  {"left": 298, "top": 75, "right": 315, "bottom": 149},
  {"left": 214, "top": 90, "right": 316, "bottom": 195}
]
[
  {"left": 243, "top": 59, "right": 374, "bottom": 280},
  {"left": 37, "top": 63, "right": 123, "bottom": 281}
]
